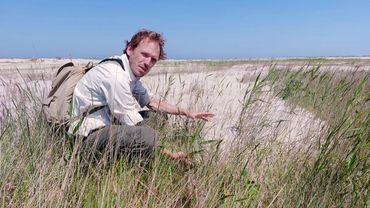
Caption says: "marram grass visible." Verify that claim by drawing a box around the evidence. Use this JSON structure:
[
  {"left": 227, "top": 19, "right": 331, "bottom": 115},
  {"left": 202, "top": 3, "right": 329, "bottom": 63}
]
[{"left": 1, "top": 64, "right": 369, "bottom": 207}]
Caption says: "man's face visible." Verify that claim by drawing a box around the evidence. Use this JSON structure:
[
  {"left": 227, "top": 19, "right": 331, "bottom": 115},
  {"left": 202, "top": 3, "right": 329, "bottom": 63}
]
[{"left": 127, "top": 38, "right": 160, "bottom": 77}]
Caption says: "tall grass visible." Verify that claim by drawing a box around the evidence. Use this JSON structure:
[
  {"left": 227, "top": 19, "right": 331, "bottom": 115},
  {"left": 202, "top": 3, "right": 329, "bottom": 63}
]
[
  {"left": 0, "top": 62, "right": 369, "bottom": 207},
  {"left": 267, "top": 66, "right": 369, "bottom": 207}
]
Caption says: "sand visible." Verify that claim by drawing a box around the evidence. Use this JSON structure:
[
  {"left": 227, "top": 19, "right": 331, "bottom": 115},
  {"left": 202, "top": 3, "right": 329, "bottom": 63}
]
[{"left": 1, "top": 57, "right": 369, "bottom": 150}]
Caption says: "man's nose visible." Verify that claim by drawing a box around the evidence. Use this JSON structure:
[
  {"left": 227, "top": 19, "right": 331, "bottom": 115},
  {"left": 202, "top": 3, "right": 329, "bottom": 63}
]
[{"left": 144, "top": 57, "right": 152, "bottom": 67}]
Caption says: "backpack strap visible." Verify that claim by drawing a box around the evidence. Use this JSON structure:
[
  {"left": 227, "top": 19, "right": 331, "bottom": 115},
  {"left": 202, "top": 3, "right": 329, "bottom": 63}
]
[
  {"left": 99, "top": 58, "right": 125, "bottom": 71},
  {"left": 56, "top": 62, "right": 74, "bottom": 76}
]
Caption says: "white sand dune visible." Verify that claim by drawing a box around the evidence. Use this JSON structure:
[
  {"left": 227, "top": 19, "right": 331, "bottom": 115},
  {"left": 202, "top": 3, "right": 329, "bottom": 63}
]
[{"left": 1, "top": 58, "right": 369, "bottom": 151}]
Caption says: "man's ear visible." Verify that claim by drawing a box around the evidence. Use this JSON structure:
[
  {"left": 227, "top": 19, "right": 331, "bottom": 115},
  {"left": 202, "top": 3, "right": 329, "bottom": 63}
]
[{"left": 127, "top": 44, "right": 133, "bottom": 56}]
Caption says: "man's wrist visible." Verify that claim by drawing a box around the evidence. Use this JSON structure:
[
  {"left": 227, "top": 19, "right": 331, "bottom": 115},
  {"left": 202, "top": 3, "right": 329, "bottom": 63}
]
[{"left": 178, "top": 108, "right": 189, "bottom": 116}]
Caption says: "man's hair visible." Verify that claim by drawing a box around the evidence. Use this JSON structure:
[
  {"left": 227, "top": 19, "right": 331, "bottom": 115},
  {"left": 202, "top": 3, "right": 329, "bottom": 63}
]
[{"left": 124, "top": 29, "right": 167, "bottom": 60}]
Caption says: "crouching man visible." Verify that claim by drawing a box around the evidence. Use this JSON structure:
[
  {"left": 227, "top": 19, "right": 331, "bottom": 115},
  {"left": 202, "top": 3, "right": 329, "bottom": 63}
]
[{"left": 69, "top": 29, "right": 214, "bottom": 162}]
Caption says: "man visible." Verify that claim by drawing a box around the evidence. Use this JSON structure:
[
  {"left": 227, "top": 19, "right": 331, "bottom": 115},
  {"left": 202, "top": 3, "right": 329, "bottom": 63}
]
[{"left": 68, "top": 29, "right": 214, "bottom": 161}]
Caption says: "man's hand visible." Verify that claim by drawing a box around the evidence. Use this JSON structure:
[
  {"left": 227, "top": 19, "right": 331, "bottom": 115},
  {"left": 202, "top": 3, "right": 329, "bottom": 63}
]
[
  {"left": 162, "top": 149, "right": 193, "bottom": 166},
  {"left": 185, "top": 111, "right": 215, "bottom": 121}
]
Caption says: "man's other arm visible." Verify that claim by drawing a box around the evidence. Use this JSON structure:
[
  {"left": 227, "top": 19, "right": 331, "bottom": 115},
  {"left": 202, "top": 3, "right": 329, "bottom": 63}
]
[{"left": 147, "top": 97, "right": 214, "bottom": 121}]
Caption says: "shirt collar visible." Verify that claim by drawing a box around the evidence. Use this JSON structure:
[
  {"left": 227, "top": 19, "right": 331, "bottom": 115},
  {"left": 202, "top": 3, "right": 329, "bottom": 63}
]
[{"left": 121, "top": 53, "right": 138, "bottom": 82}]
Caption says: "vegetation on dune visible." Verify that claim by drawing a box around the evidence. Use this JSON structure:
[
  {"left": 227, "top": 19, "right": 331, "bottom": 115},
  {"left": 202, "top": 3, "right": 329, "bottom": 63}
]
[
  {"left": 0, "top": 62, "right": 369, "bottom": 207},
  {"left": 267, "top": 67, "right": 369, "bottom": 207}
]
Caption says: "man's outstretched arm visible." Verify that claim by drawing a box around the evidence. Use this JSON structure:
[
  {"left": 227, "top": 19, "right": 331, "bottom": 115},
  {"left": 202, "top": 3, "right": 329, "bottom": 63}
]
[{"left": 147, "top": 97, "right": 215, "bottom": 121}]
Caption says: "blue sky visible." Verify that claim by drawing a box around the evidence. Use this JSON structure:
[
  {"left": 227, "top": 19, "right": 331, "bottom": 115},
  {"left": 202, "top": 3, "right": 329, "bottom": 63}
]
[{"left": 1, "top": 0, "right": 369, "bottom": 59}]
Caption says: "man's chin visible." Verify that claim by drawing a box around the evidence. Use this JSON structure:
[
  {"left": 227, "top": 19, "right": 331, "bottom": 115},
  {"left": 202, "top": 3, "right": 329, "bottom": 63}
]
[
  {"left": 137, "top": 69, "right": 148, "bottom": 77},
  {"left": 135, "top": 72, "right": 145, "bottom": 78}
]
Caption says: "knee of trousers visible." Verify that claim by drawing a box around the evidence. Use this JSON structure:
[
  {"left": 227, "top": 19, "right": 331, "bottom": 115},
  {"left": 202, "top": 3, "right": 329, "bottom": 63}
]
[{"left": 139, "top": 127, "right": 158, "bottom": 154}]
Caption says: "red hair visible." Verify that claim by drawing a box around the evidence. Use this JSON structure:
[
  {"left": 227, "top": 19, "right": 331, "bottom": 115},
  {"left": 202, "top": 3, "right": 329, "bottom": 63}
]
[{"left": 124, "top": 29, "right": 166, "bottom": 60}]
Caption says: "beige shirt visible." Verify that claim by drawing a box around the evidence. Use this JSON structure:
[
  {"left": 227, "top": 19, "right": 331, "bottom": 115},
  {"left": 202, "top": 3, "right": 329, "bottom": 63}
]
[{"left": 68, "top": 54, "right": 150, "bottom": 136}]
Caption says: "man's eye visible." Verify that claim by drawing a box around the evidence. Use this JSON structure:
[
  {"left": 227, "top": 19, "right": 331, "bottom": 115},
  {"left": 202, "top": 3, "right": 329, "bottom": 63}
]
[{"left": 151, "top": 58, "right": 157, "bottom": 64}]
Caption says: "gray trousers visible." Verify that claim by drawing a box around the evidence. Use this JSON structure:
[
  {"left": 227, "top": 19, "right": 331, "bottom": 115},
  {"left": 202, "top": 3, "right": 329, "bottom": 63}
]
[{"left": 82, "top": 124, "right": 157, "bottom": 162}]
